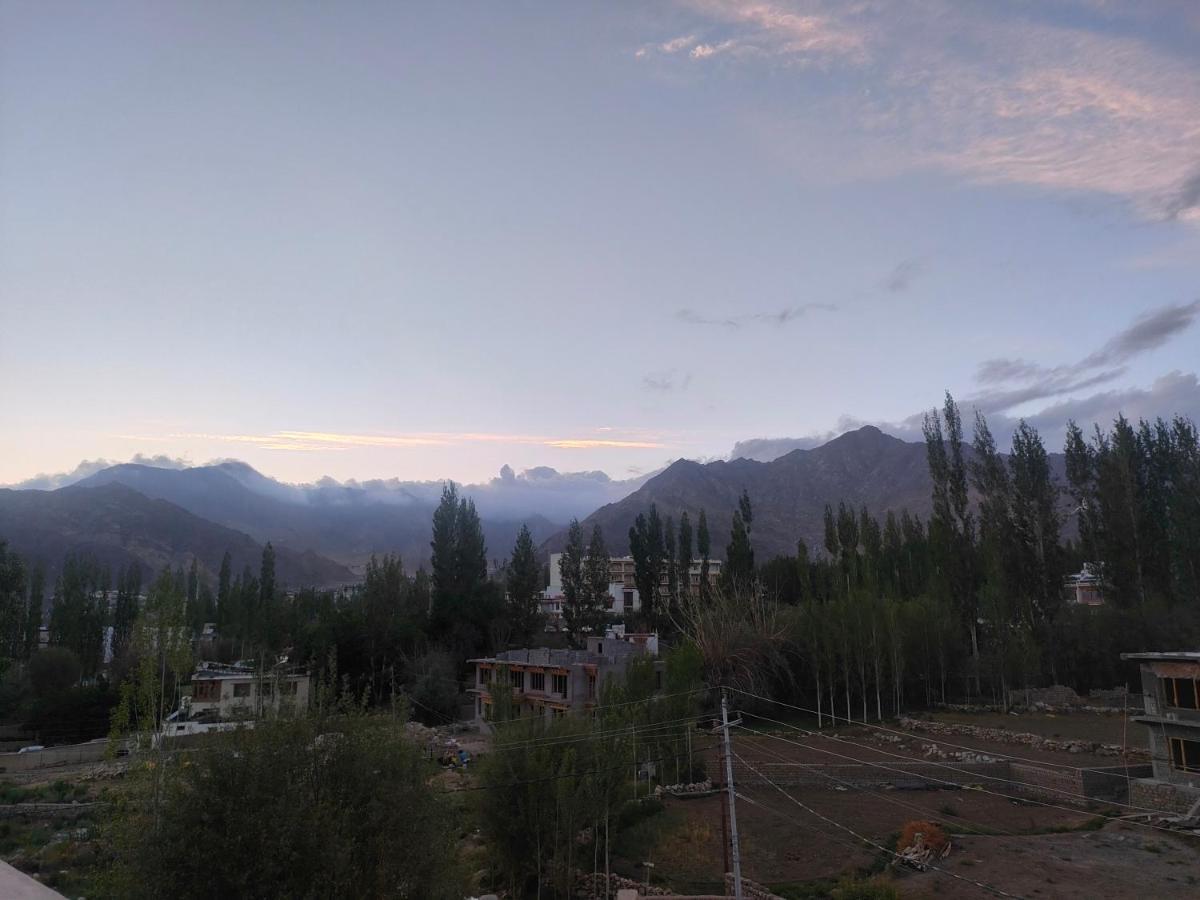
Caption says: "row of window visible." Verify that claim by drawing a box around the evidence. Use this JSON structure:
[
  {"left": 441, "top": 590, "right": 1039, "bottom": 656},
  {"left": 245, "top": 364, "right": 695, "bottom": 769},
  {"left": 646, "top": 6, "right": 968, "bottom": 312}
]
[
  {"left": 480, "top": 668, "right": 568, "bottom": 696},
  {"left": 192, "top": 680, "right": 299, "bottom": 701}
]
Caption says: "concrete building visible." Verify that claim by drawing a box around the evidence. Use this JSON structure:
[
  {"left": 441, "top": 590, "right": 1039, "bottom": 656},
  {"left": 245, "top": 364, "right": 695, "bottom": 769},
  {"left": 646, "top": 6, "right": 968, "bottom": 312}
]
[
  {"left": 1122, "top": 651, "right": 1200, "bottom": 808},
  {"left": 541, "top": 553, "right": 723, "bottom": 626},
  {"left": 469, "top": 631, "right": 662, "bottom": 728},
  {"left": 184, "top": 662, "right": 311, "bottom": 722},
  {"left": 1064, "top": 563, "right": 1104, "bottom": 607}
]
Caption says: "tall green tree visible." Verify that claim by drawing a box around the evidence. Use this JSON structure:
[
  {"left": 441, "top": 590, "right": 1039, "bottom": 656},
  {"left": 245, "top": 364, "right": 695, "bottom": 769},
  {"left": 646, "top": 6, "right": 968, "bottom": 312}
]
[
  {"left": 559, "top": 519, "right": 586, "bottom": 644},
  {"left": 724, "top": 490, "right": 755, "bottom": 595},
  {"left": 216, "top": 551, "right": 232, "bottom": 635},
  {"left": 677, "top": 511, "right": 693, "bottom": 604},
  {"left": 696, "top": 508, "right": 711, "bottom": 602},
  {"left": 506, "top": 524, "right": 543, "bottom": 642}
]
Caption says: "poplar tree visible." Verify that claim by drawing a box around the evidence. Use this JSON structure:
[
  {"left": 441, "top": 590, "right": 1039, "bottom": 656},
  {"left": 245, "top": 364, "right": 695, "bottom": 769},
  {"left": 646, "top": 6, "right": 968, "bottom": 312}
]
[
  {"left": 677, "top": 512, "right": 693, "bottom": 603},
  {"left": 560, "top": 519, "right": 586, "bottom": 644},
  {"left": 696, "top": 509, "right": 711, "bottom": 602},
  {"left": 506, "top": 524, "right": 542, "bottom": 642}
]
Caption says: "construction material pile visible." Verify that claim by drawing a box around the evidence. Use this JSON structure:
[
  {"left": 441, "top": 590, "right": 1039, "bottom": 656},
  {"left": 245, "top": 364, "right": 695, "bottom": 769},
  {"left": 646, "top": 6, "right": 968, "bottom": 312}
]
[{"left": 893, "top": 820, "right": 951, "bottom": 871}]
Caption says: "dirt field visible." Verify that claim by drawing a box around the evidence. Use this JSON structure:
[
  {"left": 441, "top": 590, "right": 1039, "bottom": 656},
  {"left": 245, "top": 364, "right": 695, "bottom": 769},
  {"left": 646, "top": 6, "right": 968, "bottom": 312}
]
[{"left": 622, "top": 720, "right": 1200, "bottom": 898}]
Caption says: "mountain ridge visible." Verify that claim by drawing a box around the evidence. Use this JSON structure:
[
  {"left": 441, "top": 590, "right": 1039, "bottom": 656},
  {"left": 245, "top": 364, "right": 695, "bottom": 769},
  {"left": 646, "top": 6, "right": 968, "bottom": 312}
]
[{"left": 544, "top": 425, "right": 1068, "bottom": 560}]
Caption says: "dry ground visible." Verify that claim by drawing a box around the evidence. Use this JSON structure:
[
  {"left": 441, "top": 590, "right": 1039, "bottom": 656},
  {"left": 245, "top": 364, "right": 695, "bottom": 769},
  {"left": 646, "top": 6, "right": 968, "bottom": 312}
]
[{"left": 626, "top": 718, "right": 1198, "bottom": 897}]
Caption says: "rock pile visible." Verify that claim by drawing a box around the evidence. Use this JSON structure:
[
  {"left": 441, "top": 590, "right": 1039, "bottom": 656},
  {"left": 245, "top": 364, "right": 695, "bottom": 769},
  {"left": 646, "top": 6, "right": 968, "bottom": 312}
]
[
  {"left": 653, "top": 779, "right": 714, "bottom": 798},
  {"left": 899, "top": 717, "right": 1149, "bottom": 760},
  {"left": 574, "top": 872, "right": 670, "bottom": 898}
]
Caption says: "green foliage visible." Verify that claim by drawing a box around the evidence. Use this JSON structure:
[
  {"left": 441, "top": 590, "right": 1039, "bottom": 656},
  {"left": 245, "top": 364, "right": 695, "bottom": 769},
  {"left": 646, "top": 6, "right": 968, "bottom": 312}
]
[
  {"left": 477, "top": 644, "right": 704, "bottom": 897},
  {"left": 724, "top": 490, "right": 755, "bottom": 595},
  {"left": 403, "top": 648, "right": 460, "bottom": 724},
  {"left": 108, "top": 568, "right": 194, "bottom": 751},
  {"left": 48, "top": 553, "right": 108, "bottom": 676},
  {"left": 102, "top": 711, "right": 463, "bottom": 899},
  {"left": 28, "top": 646, "right": 81, "bottom": 697},
  {"left": 506, "top": 524, "right": 544, "bottom": 643}
]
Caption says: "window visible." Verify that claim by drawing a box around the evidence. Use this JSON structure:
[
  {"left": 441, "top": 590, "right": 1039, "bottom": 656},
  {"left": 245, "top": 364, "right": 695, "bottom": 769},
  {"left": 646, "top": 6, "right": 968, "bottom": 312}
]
[
  {"left": 1169, "top": 737, "right": 1200, "bottom": 773},
  {"left": 588, "top": 674, "right": 596, "bottom": 699},
  {"left": 281, "top": 681, "right": 298, "bottom": 696},
  {"left": 1163, "top": 677, "right": 1199, "bottom": 710},
  {"left": 261, "top": 682, "right": 274, "bottom": 698},
  {"left": 193, "top": 681, "right": 220, "bottom": 702},
  {"left": 552, "top": 673, "right": 568, "bottom": 696},
  {"left": 233, "top": 682, "right": 251, "bottom": 698},
  {"left": 512, "top": 670, "right": 524, "bottom": 691},
  {"left": 530, "top": 671, "right": 545, "bottom": 692},
  {"left": 480, "top": 667, "right": 492, "bottom": 685}
]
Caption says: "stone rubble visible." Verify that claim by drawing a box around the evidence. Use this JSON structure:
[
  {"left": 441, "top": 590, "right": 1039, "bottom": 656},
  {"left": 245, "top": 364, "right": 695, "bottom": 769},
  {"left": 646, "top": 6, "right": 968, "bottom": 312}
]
[{"left": 898, "top": 717, "right": 1150, "bottom": 760}]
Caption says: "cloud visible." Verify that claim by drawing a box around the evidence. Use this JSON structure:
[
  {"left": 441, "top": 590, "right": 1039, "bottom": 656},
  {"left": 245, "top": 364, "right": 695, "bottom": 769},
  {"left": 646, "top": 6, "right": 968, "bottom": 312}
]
[
  {"left": 156, "top": 429, "right": 667, "bottom": 452},
  {"left": 883, "top": 258, "right": 922, "bottom": 293},
  {"left": 4, "top": 454, "right": 191, "bottom": 490},
  {"left": 661, "top": 34, "right": 698, "bottom": 53},
  {"left": 642, "top": 370, "right": 693, "bottom": 392},
  {"left": 1162, "top": 168, "right": 1200, "bottom": 221},
  {"left": 730, "top": 434, "right": 833, "bottom": 461},
  {"left": 651, "top": 1, "right": 1200, "bottom": 222},
  {"left": 675, "top": 302, "right": 835, "bottom": 328},
  {"left": 969, "top": 299, "right": 1200, "bottom": 412}
]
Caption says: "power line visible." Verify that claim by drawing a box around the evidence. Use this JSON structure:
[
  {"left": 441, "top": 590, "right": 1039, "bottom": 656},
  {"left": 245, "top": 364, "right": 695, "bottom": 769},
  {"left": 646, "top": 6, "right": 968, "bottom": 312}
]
[
  {"left": 727, "top": 688, "right": 1180, "bottom": 818},
  {"left": 729, "top": 685, "right": 1150, "bottom": 779},
  {"left": 731, "top": 748, "right": 1026, "bottom": 899},
  {"left": 732, "top": 716, "right": 1191, "bottom": 839},
  {"left": 732, "top": 725, "right": 1026, "bottom": 838},
  {"left": 443, "top": 741, "right": 720, "bottom": 794}
]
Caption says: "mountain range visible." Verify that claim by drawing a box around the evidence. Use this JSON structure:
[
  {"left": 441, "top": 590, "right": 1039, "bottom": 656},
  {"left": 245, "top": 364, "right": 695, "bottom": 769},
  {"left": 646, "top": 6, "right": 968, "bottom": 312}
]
[
  {"left": 0, "top": 483, "right": 354, "bottom": 587},
  {"left": 546, "top": 425, "right": 1070, "bottom": 560},
  {"left": 0, "top": 426, "right": 1071, "bottom": 587}
]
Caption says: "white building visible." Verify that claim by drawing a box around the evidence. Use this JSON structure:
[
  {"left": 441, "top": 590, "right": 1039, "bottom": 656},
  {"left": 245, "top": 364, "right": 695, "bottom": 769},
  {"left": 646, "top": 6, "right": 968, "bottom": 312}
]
[
  {"left": 541, "top": 553, "right": 723, "bottom": 626},
  {"left": 185, "top": 662, "right": 310, "bottom": 721}
]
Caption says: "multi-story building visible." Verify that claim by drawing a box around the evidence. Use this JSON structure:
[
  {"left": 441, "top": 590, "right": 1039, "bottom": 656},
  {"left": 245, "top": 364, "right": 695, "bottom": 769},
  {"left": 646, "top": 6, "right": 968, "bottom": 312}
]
[
  {"left": 541, "top": 553, "right": 723, "bottom": 625},
  {"left": 1122, "top": 651, "right": 1200, "bottom": 803},
  {"left": 184, "top": 662, "right": 311, "bottom": 722},
  {"left": 469, "top": 631, "right": 662, "bottom": 729}
]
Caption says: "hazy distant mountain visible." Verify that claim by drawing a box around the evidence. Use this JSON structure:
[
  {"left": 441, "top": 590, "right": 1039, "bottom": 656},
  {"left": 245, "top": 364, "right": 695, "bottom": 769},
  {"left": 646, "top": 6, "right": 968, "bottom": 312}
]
[
  {"left": 0, "top": 483, "right": 353, "bottom": 587},
  {"left": 546, "top": 425, "right": 1069, "bottom": 561},
  {"left": 74, "top": 462, "right": 561, "bottom": 571}
]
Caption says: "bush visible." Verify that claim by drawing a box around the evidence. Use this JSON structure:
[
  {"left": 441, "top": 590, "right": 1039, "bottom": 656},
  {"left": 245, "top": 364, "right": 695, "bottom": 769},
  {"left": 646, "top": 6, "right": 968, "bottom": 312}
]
[{"left": 102, "top": 712, "right": 463, "bottom": 899}]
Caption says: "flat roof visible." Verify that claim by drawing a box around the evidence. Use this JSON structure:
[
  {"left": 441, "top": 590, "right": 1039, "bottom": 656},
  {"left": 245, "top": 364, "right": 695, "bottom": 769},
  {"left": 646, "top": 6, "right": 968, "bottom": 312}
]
[{"left": 1120, "top": 652, "right": 1200, "bottom": 661}]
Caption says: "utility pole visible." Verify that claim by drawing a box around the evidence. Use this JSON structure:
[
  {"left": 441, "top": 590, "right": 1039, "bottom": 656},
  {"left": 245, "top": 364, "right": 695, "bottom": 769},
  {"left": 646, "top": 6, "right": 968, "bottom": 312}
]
[{"left": 720, "top": 689, "right": 744, "bottom": 900}]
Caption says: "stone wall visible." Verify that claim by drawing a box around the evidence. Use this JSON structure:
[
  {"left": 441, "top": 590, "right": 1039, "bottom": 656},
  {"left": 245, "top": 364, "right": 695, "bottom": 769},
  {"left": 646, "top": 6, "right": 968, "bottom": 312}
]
[
  {"left": 1129, "top": 779, "right": 1200, "bottom": 816},
  {"left": 0, "top": 740, "right": 108, "bottom": 773}
]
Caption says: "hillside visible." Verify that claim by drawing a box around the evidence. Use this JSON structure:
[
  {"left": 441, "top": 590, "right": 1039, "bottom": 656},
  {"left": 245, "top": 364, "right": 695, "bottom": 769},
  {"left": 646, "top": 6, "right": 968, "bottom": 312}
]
[
  {"left": 76, "top": 463, "right": 558, "bottom": 570},
  {"left": 547, "top": 425, "right": 1068, "bottom": 560},
  {"left": 0, "top": 483, "right": 354, "bottom": 587}
]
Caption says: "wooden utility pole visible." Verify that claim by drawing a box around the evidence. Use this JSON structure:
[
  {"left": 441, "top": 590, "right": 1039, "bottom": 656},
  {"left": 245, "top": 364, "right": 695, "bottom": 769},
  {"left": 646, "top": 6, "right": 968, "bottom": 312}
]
[{"left": 720, "top": 689, "right": 744, "bottom": 900}]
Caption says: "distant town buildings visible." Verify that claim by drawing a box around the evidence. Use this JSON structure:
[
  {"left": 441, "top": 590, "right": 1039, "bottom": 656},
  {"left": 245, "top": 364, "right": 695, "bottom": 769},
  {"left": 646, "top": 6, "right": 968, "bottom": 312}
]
[
  {"left": 1122, "top": 651, "right": 1200, "bottom": 809},
  {"left": 540, "top": 553, "right": 723, "bottom": 626},
  {"left": 1064, "top": 564, "right": 1104, "bottom": 607},
  {"left": 469, "top": 628, "right": 662, "bottom": 729}
]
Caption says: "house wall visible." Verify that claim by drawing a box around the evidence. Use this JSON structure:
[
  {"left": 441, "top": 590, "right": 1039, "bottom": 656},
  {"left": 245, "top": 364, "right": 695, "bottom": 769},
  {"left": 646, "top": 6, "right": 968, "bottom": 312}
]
[{"left": 189, "top": 675, "right": 310, "bottom": 720}]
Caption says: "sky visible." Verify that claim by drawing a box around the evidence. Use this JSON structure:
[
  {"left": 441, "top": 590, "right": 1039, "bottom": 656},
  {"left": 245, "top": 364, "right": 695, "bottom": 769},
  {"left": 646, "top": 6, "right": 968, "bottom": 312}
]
[{"left": 2, "top": 0, "right": 1199, "bottom": 488}]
